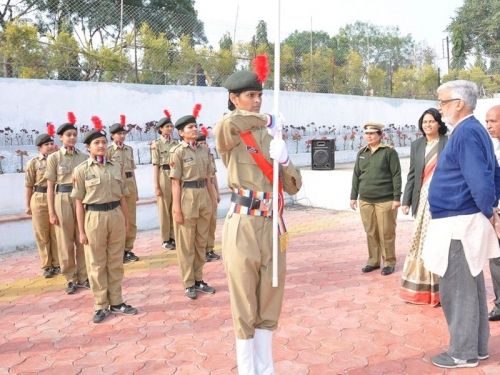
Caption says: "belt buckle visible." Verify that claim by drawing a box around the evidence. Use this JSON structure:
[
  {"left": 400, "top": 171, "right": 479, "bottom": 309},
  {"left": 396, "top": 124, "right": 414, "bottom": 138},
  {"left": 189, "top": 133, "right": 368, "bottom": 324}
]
[{"left": 259, "top": 198, "right": 272, "bottom": 212}]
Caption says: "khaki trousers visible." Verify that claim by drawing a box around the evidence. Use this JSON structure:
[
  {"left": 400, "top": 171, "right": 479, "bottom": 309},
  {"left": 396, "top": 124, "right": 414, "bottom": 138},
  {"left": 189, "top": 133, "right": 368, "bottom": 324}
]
[
  {"left": 207, "top": 198, "right": 217, "bottom": 252},
  {"left": 158, "top": 170, "right": 174, "bottom": 242},
  {"left": 124, "top": 177, "right": 137, "bottom": 250},
  {"left": 359, "top": 200, "right": 397, "bottom": 267},
  {"left": 174, "top": 188, "right": 212, "bottom": 288},
  {"left": 54, "top": 192, "right": 87, "bottom": 283},
  {"left": 84, "top": 208, "right": 125, "bottom": 310},
  {"left": 222, "top": 213, "right": 286, "bottom": 339},
  {"left": 31, "top": 192, "right": 59, "bottom": 269}
]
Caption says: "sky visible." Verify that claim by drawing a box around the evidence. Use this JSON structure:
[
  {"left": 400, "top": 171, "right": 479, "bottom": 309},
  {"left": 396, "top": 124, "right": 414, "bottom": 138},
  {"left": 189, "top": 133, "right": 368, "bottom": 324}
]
[{"left": 195, "top": 0, "right": 464, "bottom": 72}]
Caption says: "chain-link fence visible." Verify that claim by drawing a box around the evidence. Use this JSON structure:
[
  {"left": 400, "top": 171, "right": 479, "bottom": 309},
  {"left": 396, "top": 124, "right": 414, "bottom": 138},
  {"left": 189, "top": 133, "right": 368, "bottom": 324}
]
[{"left": 0, "top": 1, "right": 498, "bottom": 98}]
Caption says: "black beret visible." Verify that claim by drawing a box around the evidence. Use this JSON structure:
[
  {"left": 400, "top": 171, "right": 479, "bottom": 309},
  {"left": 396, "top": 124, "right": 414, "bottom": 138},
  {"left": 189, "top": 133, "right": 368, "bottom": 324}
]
[
  {"left": 223, "top": 71, "right": 262, "bottom": 92},
  {"left": 175, "top": 115, "right": 196, "bottom": 130},
  {"left": 83, "top": 129, "right": 107, "bottom": 145},
  {"left": 35, "top": 133, "right": 53, "bottom": 147},
  {"left": 156, "top": 117, "right": 173, "bottom": 133},
  {"left": 56, "top": 123, "right": 77, "bottom": 135},
  {"left": 109, "top": 123, "right": 128, "bottom": 134}
]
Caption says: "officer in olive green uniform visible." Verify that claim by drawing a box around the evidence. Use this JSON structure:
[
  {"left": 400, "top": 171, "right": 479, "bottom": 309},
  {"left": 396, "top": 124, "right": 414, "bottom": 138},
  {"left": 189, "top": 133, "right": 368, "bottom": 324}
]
[
  {"left": 106, "top": 115, "right": 139, "bottom": 263},
  {"left": 25, "top": 127, "right": 59, "bottom": 278},
  {"left": 215, "top": 70, "right": 302, "bottom": 374},
  {"left": 72, "top": 118, "right": 138, "bottom": 323},
  {"left": 350, "top": 122, "right": 402, "bottom": 276},
  {"left": 197, "top": 134, "right": 221, "bottom": 262},
  {"left": 45, "top": 113, "right": 89, "bottom": 294},
  {"left": 152, "top": 111, "right": 178, "bottom": 250},
  {"left": 170, "top": 112, "right": 217, "bottom": 300}
]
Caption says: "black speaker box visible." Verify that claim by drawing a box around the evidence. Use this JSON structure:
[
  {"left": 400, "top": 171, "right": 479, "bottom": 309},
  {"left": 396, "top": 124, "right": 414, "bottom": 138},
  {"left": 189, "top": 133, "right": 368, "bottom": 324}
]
[{"left": 311, "top": 139, "right": 335, "bottom": 170}]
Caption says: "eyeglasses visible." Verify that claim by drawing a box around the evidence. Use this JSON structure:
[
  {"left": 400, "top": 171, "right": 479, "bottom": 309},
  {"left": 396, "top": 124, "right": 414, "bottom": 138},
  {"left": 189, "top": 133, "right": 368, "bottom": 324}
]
[{"left": 437, "top": 98, "right": 461, "bottom": 107}]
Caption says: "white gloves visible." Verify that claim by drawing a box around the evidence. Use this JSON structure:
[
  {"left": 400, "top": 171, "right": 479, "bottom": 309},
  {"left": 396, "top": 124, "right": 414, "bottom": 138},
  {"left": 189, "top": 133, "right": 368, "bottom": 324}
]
[
  {"left": 266, "top": 113, "right": 285, "bottom": 137},
  {"left": 270, "top": 138, "right": 290, "bottom": 166}
]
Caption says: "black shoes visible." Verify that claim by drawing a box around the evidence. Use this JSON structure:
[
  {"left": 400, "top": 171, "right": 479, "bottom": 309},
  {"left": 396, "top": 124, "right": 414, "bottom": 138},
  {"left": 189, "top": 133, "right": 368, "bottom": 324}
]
[
  {"left": 66, "top": 282, "right": 77, "bottom": 294},
  {"left": 78, "top": 280, "right": 91, "bottom": 289},
  {"left": 185, "top": 286, "right": 197, "bottom": 300},
  {"left": 162, "top": 239, "right": 176, "bottom": 250},
  {"left": 52, "top": 266, "right": 61, "bottom": 275},
  {"left": 205, "top": 250, "right": 221, "bottom": 262},
  {"left": 362, "top": 265, "right": 380, "bottom": 273},
  {"left": 489, "top": 308, "right": 500, "bottom": 321},
  {"left": 123, "top": 250, "right": 139, "bottom": 263},
  {"left": 381, "top": 266, "right": 395, "bottom": 276},
  {"left": 110, "top": 303, "right": 138, "bottom": 315},
  {"left": 195, "top": 280, "right": 216, "bottom": 294},
  {"left": 43, "top": 268, "right": 53, "bottom": 278},
  {"left": 93, "top": 309, "right": 108, "bottom": 323}
]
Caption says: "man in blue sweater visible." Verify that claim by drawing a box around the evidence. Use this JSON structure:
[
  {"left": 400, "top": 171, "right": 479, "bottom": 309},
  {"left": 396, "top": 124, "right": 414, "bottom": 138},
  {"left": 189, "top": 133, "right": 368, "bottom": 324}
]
[{"left": 422, "top": 80, "right": 500, "bottom": 369}]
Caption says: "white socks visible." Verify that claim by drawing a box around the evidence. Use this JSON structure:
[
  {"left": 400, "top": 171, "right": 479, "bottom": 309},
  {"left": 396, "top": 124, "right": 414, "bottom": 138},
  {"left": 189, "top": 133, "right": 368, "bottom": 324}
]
[
  {"left": 236, "top": 338, "right": 255, "bottom": 375},
  {"left": 254, "top": 328, "right": 274, "bottom": 375}
]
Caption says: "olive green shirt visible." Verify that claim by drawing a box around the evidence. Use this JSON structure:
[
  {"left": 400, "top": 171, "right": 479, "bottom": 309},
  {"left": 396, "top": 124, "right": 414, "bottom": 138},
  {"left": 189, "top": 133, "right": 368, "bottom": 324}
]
[{"left": 350, "top": 144, "right": 402, "bottom": 203}]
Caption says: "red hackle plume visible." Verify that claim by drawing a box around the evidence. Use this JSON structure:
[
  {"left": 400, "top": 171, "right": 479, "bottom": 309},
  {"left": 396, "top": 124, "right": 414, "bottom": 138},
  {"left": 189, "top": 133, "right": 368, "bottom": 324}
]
[
  {"left": 193, "top": 103, "right": 202, "bottom": 118},
  {"left": 201, "top": 127, "right": 208, "bottom": 137},
  {"left": 91, "top": 116, "right": 103, "bottom": 131},
  {"left": 120, "top": 114, "right": 126, "bottom": 128},
  {"left": 163, "top": 109, "right": 171, "bottom": 119},
  {"left": 253, "top": 54, "right": 269, "bottom": 84},
  {"left": 47, "top": 122, "right": 55, "bottom": 137},
  {"left": 67, "top": 111, "right": 76, "bottom": 125}
]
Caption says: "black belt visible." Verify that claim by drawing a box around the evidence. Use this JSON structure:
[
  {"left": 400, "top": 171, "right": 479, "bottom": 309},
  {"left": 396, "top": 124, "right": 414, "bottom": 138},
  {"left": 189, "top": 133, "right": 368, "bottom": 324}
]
[
  {"left": 183, "top": 180, "right": 206, "bottom": 188},
  {"left": 161, "top": 164, "right": 171, "bottom": 171},
  {"left": 125, "top": 171, "right": 134, "bottom": 178},
  {"left": 34, "top": 186, "right": 48, "bottom": 193},
  {"left": 231, "top": 193, "right": 262, "bottom": 210},
  {"left": 85, "top": 201, "right": 120, "bottom": 212},
  {"left": 56, "top": 184, "right": 73, "bottom": 193}
]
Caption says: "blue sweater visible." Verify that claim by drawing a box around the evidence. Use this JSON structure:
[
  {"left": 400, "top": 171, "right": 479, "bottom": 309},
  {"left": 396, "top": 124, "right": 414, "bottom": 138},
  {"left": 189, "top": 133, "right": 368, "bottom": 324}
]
[{"left": 429, "top": 115, "right": 497, "bottom": 219}]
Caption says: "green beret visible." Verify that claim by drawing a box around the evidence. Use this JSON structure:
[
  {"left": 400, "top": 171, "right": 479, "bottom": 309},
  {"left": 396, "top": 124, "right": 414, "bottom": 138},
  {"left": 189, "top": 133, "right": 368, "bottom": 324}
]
[
  {"left": 83, "top": 129, "right": 107, "bottom": 145},
  {"left": 156, "top": 117, "right": 173, "bottom": 133},
  {"left": 109, "top": 123, "right": 128, "bottom": 135},
  {"left": 175, "top": 115, "right": 196, "bottom": 130},
  {"left": 35, "top": 133, "right": 53, "bottom": 147},
  {"left": 223, "top": 71, "right": 262, "bottom": 92},
  {"left": 56, "top": 123, "right": 77, "bottom": 135}
]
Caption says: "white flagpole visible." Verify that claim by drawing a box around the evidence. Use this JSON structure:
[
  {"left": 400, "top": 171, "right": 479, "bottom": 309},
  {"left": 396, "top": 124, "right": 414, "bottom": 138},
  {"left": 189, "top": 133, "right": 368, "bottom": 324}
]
[{"left": 272, "top": 0, "right": 281, "bottom": 288}]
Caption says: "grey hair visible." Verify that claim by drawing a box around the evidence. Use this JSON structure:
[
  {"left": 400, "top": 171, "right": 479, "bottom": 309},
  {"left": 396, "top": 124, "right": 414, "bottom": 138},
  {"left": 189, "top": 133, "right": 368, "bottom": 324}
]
[{"left": 437, "top": 80, "right": 478, "bottom": 110}]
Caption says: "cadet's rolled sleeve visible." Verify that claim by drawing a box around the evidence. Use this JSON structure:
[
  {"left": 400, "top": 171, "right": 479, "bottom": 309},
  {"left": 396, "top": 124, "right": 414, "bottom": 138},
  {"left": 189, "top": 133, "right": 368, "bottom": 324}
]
[
  {"left": 25, "top": 160, "right": 35, "bottom": 188},
  {"left": 44, "top": 153, "right": 57, "bottom": 182},
  {"left": 169, "top": 150, "right": 183, "bottom": 180},
  {"left": 70, "top": 168, "right": 86, "bottom": 201},
  {"left": 151, "top": 143, "right": 159, "bottom": 165}
]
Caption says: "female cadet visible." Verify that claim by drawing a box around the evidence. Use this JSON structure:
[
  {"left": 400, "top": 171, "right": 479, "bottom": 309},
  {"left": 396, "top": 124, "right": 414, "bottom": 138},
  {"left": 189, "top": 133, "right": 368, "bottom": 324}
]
[
  {"left": 107, "top": 115, "right": 139, "bottom": 263},
  {"left": 152, "top": 110, "right": 178, "bottom": 250},
  {"left": 215, "top": 58, "right": 302, "bottom": 374},
  {"left": 170, "top": 105, "right": 218, "bottom": 300},
  {"left": 25, "top": 123, "right": 59, "bottom": 278},
  {"left": 45, "top": 112, "right": 88, "bottom": 294},
  {"left": 72, "top": 116, "right": 138, "bottom": 323}
]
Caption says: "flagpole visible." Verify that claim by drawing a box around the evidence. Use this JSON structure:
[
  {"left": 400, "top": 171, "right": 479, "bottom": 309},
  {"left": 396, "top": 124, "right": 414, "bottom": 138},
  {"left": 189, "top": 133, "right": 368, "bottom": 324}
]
[{"left": 272, "top": 0, "right": 281, "bottom": 288}]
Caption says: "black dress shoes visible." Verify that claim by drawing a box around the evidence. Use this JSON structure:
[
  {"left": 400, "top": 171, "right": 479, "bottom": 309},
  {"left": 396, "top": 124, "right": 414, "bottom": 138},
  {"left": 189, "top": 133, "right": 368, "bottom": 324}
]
[
  {"left": 489, "top": 309, "right": 500, "bottom": 321},
  {"left": 362, "top": 265, "right": 380, "bottom": 273},
  {"left": 381, "top": 266, "right": 395, "bottom": 276}
]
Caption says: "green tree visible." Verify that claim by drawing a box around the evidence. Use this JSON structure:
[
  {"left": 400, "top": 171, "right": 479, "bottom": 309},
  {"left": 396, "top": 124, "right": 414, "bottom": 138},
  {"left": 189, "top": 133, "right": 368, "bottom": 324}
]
[
  {"left": 416, "top": 64, "right": 439, "bottom": 99},
  {"left": 219, "top": 32, "right": 232, "bottom": 51},
  {"left": 392, "top": 67, "right": 417, "bottom": 98},
  {"left": 47, "top": 31, "right": 80, "bottom": 80},
  {"left": 136, "top": 23, "right": 173, "bottom": 84},
  {"left": 366, "top": 66, "right": 386, "bottom": 96}
]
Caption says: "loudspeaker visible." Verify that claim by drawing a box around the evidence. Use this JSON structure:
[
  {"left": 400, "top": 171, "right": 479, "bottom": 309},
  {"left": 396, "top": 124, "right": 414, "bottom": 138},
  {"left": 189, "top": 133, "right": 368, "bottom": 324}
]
[{"left": 311, "top": 139, "right": 335, "bottom": 170}]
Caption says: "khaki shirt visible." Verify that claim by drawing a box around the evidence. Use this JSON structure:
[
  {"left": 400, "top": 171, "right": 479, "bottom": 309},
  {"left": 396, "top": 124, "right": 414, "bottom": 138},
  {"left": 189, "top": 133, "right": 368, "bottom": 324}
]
[
  {"left": 106, "top": 143, "right": 136, "bottom": 173},
  {"left": 152, "top": 137, "right": 178, "bottom": 166},
  {"left": 209, "top": 151, "right": 217, "bottom": 176},
  {"left": 71, "top": 158, "right": 128, "bottom": 205},
  {"left": 45, "top": 146, "right": 87, "bottom": 184},
  {"left": 170, "top": 142, "right": 214, "bottom": 181},
  {"left": 215, "top": 109, "right": 302, "bottom": 195},
  {"left": 25, "top": 155, "right": 49, "bottom": 188}
]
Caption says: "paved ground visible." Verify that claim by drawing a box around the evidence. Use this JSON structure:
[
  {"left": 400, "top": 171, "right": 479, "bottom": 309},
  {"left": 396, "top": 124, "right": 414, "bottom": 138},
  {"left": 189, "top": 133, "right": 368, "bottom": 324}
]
[{"left": 1, "top": 206, "right": 499, "bottom": 374}]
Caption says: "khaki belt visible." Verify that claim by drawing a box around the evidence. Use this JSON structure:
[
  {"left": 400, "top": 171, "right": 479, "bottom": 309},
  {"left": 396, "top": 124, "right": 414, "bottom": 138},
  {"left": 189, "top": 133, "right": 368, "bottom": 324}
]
[
  {"left": 34, "top": 186, "right": 48, "bottom": 193},
  {"left": 56, "top": 184, "right": 73, "bottom": 193},
  {"left": 183, "top": 180, "right": 206, "bottom": 188},
  {"left": 85, "top": 201, "right": 120, "bottom": 212}
]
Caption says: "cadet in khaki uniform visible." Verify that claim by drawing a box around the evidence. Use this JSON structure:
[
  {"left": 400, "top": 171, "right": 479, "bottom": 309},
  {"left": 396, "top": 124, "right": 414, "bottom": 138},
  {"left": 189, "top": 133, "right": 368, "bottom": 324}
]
[
  {"left": 170, "top": 107, "right": 218, "bottom": 300},
  {"left": 45, "top": 112, "right": 89, "bottom": 294},
  {"left": 215, "top": 68, "right": 302, "bottom": 374},
  {"left": 152, "top": 110, "right": 178, "bottom": 250},
  {"left": 72, "top": 116, "right": 138, "bottom": 324},
  {"left": 106, "top": 115, "right": 139, "bottom": 263},
  {"left": 350, "top": 122, "right": 402, "bottom": 276},
  {"left": 197, "top": 133, "right": 221, "bottom": 262},
  {"left": 25, "top": 124, "right": 59, "bottom": 278}
]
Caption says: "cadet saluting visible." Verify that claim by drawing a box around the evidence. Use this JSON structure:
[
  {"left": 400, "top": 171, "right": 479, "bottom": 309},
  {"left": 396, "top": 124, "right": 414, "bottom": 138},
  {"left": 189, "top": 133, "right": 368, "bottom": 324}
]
[
  {"left": 45, "top": 112, "right": 89, "bottom": 294},
  {"left": 106, "top": 114, "right": 139, "bottom": 263},
  {"left": 215, "top": 56, "right": 302, "bottom": 374},
  {"left": 170, "top": 104, "right": 218, "bottom": 300},
  {"left": 25, "top": 123, "right": 60, "bottom": 278},
  {"left": 72, "top": 116, "right": 138, "bottom": 323}
]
